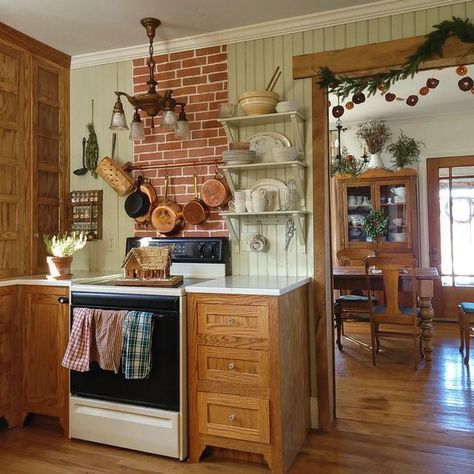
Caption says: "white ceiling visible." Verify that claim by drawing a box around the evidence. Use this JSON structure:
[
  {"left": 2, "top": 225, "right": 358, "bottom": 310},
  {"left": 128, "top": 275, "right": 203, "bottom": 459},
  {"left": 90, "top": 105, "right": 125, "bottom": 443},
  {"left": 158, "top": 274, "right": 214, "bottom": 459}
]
[
  {"left": 0, "top": 0, "right": 399, "bottom": 56},
  {"left": 329, "top": 66, "right": 474, "bottom": 124}
]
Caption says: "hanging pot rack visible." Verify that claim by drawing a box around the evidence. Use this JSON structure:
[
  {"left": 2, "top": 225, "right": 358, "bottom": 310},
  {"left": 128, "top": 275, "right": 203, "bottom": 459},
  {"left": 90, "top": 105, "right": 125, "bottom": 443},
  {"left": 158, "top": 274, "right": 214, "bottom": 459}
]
[{"left": 124, "top": 158, "right": 223, "bottom": 173}]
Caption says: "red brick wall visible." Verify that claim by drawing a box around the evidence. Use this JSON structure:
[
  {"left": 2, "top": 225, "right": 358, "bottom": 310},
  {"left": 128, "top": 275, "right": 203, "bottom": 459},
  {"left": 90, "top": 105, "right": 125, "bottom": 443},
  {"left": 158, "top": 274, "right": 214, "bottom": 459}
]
[{"left": 132, "top": 45, "right": 229, "bottom": 238}]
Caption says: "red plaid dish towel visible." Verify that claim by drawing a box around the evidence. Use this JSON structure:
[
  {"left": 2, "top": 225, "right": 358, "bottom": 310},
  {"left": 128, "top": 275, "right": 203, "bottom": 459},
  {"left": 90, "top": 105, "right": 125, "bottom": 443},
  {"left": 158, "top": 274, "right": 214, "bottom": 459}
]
[
  {"left": 90, "top": 309, "right": 127, "bottom": 373},
  {"left": 62, "top": 307, "right": 93, "bottom": 372}
]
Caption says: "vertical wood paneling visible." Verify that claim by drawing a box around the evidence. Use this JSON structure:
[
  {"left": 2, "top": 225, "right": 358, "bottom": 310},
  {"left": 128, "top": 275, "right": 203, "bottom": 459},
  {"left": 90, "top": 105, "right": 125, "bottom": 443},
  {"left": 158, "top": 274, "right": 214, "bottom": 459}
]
[
  {"left": 70, "top": 62, "right": 134, "bottom": 272},
  {"left": 227, "top": 1, "right": 473, "bottom": 278}
]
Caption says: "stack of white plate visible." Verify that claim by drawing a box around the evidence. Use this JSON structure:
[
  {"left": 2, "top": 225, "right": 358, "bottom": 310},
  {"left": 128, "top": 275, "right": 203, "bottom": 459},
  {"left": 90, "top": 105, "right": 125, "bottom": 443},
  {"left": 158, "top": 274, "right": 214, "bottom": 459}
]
[
  {"left": 222, "top": 149, "right": 256, "bottom": 164},
  {"left": 389, "top": 232, "right": 407, "bottom": 242},
  {"left": 276, "top": 100, "right": 299, "bottom": 113}
]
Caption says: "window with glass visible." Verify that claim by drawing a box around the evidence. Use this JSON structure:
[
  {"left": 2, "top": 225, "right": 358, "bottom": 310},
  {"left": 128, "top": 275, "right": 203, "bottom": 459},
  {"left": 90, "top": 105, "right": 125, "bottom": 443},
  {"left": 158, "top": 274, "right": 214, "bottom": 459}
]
[{"left": 346, "top": 185, "right": 372, "bottom": 242}]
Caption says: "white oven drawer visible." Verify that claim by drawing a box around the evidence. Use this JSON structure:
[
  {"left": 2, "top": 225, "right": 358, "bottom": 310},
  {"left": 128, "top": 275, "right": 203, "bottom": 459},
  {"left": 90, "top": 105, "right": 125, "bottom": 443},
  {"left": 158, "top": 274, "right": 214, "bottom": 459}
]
[{"left": 70, "top": 396, "right": 182, "bottom": 458}]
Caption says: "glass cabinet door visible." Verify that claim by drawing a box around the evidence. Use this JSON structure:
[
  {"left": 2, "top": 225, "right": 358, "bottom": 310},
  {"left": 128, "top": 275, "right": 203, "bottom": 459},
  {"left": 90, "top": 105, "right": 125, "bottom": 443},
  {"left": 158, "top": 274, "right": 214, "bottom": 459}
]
[
  {"left": 379, "top": 184, "right": 408, "bottom": 243},
  {"left": 346, "top": 185, "right": 372, "bottom": 243}
]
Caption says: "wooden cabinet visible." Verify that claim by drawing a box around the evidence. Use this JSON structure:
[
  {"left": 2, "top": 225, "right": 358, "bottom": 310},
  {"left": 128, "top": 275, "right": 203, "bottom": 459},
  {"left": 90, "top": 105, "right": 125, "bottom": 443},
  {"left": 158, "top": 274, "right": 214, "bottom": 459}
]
[
  {"left": 336, "top": 168, "right": 419, "bottom": 259},
  {"left": 0, "top": 286, "right": 17, "bottom": 425},
  {"left": 19, "top": 285, "right": 69, "bottom": 433},
  {"left": 0, "top": 22, "right": 69, "bottom": 276},
  {"left": 187, "top": 287, "right": 310, "bottom": 474}
]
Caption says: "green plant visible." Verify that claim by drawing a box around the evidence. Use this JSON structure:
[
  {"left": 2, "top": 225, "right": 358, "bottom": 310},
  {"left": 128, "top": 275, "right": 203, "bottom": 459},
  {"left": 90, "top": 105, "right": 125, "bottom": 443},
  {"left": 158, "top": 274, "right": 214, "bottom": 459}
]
[
  {"left": 331, "top": 150, "right": 366, "bottom": 177},
  {"left": 318, "top": 18, "right": 474, "bottom": 99},
  {"left": 86, "top": 122, "right": 99, "bottom": 178},
  {"left": 43, "top": 232, "right": 87, "bottom": 257},
  {"left": 356, "top": 120, "right": 391, "bottom": 154},
  {"left": 363, "top": 208, "right": 389, "bottom": 240},
  {"left": 387, "top": 131, "right": 424, "bottom": 168}
]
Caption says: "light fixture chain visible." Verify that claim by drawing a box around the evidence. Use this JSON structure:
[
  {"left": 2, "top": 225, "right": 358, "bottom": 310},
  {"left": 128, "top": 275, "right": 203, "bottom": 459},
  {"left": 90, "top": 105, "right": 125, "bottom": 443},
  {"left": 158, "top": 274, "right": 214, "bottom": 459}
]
[{"left": 148, "top": 37, "right": 155, "bottom": 82}]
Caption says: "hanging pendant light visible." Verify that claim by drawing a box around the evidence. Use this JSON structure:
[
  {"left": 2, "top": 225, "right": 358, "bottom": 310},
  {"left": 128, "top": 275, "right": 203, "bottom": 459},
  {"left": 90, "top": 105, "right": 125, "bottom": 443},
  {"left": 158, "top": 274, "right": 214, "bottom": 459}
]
[
  {"left": 175, "top": 105, "right": 190, "bottom": 139},
  {"left": 129, "top": 110, "right": 145, "bottom": 140},
  {"left": 109, "top": 96, "right": 129, "bottom": 131},
  {"left": 110, "top": 18, "right": 188, "bottom": 138}
]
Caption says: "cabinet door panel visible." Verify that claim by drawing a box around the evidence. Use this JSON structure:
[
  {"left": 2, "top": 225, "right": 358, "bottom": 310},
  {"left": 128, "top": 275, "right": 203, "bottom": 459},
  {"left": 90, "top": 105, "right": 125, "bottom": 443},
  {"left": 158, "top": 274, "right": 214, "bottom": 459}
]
[
  {"left": 0, "top": 42, "right": 26, "bottom": 278},
  {"left": 22, "top": 286, "right": 69, "bottom": 420}
]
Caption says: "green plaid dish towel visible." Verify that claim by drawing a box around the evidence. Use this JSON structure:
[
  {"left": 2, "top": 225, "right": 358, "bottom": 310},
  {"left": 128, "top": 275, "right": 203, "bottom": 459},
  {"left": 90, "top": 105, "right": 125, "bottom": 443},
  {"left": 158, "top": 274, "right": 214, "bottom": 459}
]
[{"left": 121, "top": 311, "right": 154, "bottom": 379}]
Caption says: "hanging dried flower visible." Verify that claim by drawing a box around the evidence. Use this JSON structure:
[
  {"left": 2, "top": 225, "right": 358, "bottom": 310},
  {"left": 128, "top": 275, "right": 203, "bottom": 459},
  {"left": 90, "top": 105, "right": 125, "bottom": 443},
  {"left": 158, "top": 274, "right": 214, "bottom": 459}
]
[
  {"left": 352, "top": 93, "right": 366, "bottom": 104},
  {"left": 332, "top": 105, "right": 344, "bottom": 118},
  {"left": 426, "top": 78, "right": 439, "bottom": 89},
  {"left": 356, "top": 120, "right": 391, "bottom": 154}
]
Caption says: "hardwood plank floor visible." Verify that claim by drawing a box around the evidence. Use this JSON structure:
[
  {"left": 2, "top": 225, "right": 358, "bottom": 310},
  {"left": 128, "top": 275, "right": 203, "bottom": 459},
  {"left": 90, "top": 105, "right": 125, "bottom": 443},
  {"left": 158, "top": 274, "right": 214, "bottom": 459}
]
[{"left": 0, "top": 322, "right": 472, "bottom": 473}]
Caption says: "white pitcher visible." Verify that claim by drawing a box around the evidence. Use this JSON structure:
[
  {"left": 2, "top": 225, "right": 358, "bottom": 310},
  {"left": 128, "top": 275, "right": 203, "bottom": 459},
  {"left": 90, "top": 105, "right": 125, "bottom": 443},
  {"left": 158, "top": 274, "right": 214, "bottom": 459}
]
[{"left": 251, "top": 189, "right": 268, "bottom": 212}]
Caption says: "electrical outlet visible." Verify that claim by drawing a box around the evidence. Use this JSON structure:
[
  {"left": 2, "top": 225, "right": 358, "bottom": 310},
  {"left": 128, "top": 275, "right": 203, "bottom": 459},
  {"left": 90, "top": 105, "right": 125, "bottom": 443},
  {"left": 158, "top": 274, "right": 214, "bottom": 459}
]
[{"left": 106, "top": 236, "right": 116, "bottom": 252}]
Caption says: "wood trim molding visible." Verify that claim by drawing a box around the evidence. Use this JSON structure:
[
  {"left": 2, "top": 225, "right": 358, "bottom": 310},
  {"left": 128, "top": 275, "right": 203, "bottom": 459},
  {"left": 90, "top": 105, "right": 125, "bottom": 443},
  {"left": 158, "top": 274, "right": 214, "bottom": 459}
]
[
  {"left": 0, "top": 21, "right": 70, "bottom": 69},
  {"left": 71, "top": 0, "right": 463, "bottom": 68},
  {"left": 302, "top": 34, "right": 474, "bottom": 431},
  {"left": 294, "top": 36, "right": 474, "bottom": 80}
]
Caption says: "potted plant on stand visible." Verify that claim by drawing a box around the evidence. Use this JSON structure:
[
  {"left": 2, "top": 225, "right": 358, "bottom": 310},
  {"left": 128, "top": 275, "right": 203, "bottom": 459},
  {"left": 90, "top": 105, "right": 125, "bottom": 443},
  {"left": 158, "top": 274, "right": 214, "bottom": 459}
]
[
  {"left": 363, "top": 208, "right": 389, "bottom": 243},
  {"left": 43, "top": 231, "right": 87, "bottom": 279},
  {"left": 356, "top": 120, "right": 391, "bottom": 169},
  {"left": 387, "top": 131, "right": 424, "bottom": 170}
]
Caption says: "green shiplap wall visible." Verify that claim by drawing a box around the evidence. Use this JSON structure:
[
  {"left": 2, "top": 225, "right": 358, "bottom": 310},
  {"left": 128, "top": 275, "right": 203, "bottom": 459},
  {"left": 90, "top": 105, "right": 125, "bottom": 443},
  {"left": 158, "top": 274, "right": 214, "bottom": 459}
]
[
  {"left": 227, "top": 1, "right": 474, "bottom": 278},
  {"left": 70, "top": 62, "right": 134, "bottom": 272}
]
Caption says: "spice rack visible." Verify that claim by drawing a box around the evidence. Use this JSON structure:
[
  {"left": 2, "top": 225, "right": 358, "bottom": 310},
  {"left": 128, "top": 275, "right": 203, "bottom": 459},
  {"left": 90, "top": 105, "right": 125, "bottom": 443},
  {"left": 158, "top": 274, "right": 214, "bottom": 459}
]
[{"left": 68, "top": 190, "right": 103, "bottom": 240}]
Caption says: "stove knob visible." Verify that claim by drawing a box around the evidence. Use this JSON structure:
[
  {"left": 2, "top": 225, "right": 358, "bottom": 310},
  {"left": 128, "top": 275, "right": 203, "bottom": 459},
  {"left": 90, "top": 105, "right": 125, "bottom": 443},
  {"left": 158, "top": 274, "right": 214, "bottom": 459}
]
[
  {"left": 198, "top": 242, "right": 206, "bottom": 258},
  {"left": 210, "top": 242, "right": 218, "bottom": 259}
]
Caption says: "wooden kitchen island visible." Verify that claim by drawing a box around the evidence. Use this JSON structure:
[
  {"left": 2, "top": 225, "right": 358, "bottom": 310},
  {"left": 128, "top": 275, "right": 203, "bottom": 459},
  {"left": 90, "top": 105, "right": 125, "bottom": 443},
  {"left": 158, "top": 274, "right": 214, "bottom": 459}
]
[{"left": 186, "top": 276, "right": 311, "bottom": 474}]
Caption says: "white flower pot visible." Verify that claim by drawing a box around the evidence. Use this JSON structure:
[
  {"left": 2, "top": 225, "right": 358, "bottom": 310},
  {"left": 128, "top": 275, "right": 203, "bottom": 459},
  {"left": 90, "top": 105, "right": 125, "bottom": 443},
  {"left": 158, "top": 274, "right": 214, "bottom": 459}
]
[{"left": 367, "top": 152, "right": 385, "bottom": 169}]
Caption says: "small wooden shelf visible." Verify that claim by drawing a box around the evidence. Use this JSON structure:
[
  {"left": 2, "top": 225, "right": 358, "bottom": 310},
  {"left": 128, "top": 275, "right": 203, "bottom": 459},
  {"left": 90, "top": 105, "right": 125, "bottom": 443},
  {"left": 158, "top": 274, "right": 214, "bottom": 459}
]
[
  {"left": 68, "top": 190, "right": 103, "bottom": 240},
  {"left": 219, "top": 211, "right": 308, "bottom": 253},
  {"left": 220, "top": 160, "right": 306, "bottom": 171}
]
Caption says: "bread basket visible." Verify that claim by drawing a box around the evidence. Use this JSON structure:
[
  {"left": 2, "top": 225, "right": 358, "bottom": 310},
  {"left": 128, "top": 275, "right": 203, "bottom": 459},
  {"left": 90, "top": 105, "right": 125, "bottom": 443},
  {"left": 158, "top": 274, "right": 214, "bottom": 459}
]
[{"left": 96, "top": 157, "right": 135, "bottom": 196}]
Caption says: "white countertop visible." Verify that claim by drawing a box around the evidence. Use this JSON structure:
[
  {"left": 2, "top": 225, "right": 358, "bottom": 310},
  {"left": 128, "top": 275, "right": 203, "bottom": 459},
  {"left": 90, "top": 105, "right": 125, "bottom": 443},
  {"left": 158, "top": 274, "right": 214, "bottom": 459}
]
[
  {"left": 185, "top": 275, "right": 311, "bottom": 296},
  {"left": 0, "top": 273, "right": 311, "bottom": 296}
]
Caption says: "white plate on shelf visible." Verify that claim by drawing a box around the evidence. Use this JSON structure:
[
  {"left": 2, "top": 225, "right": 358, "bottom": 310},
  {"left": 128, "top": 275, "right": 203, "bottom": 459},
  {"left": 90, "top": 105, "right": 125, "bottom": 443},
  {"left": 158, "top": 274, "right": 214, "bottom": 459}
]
[
  {"left": 245, "top": 132, "right": 291, "bottom": 162},
  {"left": 251, "top": 178, "right": 288, "bottom": 211}
]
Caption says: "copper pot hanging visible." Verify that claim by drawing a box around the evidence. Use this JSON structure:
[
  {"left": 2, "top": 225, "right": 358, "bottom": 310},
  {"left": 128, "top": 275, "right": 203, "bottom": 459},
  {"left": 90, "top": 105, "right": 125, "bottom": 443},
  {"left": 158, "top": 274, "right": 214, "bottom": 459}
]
[
  {"left": 182, "top": 174, "right": 209, "bottom": 225},
  {"left": 151, "top": 175, "right": 184, "bottom": 235},
  {"left": 201, "top": 171, "right": 231, "bottom": 208}
]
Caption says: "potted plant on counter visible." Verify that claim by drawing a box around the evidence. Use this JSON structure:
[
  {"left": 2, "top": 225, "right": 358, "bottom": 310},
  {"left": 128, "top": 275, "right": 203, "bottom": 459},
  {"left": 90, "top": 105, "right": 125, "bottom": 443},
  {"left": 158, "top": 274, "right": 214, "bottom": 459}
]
[
  {"left": 363, "top": 208, "right": 389, "bottom": 242},
  {"left": 387, "top": 131, "right": 424, "bottom": 170},
  {"left": 43, "top": 231, "right": 87, "bottom": 279},
  {"left": 356, "top": 120, "right": 391, "bottom": 169}
]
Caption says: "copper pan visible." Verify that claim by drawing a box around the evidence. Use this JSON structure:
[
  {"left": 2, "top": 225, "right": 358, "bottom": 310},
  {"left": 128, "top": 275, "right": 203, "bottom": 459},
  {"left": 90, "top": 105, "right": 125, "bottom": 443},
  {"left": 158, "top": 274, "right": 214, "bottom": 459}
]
[
  {"left": 182, "top": 174, "right": 209, "bottom": 225},
  {"left": 201, "top": 170, "right": 231, "bottom": 208},
  {"left": 135, "top": 178, "right": 157, "bottom": 228},
  {"left": 151, "top": 175, "right": 184, "bottom": 235}
]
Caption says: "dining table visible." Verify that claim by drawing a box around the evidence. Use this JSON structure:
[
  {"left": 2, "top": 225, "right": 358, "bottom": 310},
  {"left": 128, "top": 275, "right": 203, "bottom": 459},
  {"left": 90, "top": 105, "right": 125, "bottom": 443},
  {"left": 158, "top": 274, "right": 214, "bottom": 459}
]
[{"left": 333, "top": 266, "right": 440, "bottom": 362}]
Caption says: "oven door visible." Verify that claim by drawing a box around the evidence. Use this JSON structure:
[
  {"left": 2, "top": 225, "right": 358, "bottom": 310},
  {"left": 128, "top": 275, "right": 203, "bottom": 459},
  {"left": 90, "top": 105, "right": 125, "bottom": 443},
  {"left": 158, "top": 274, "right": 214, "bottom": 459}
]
[{"left": 70, "top": 292, "right": 180, "bottom": 411}]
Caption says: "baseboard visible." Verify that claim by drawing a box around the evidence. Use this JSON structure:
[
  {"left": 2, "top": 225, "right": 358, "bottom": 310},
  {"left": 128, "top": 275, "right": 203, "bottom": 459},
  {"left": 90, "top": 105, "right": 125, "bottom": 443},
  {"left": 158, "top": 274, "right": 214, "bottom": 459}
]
[{"left": 310, "top": 397, "right": 319, "bottom": 429}]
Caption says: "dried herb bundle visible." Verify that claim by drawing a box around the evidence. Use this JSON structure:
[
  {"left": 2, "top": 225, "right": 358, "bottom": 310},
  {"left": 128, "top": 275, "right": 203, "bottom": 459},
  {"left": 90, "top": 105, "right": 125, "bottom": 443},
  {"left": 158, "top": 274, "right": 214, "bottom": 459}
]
[{"left": 85, "top": 122, "right": 99, "bottom": 178}]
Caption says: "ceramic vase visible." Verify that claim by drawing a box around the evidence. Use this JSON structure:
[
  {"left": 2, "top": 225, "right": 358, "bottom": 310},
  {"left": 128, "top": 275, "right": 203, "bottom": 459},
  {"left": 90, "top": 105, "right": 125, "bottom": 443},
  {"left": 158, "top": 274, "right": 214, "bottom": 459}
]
[
  {"left": 46, "top": 256, "right": 73, "bottom": 279},
  {"left": 367, "top": 152, "right": 385, "bottom": 169}
]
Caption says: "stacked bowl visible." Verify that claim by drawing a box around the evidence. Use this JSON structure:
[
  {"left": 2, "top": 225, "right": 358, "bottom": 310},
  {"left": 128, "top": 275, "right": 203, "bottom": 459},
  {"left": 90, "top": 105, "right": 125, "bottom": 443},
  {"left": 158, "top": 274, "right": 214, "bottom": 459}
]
[
  {"left": 271, "top": 146, "right": 298, "bottom": 162},
  {"left": 276, "top": 100, "right": 299, "bottom": 113}
]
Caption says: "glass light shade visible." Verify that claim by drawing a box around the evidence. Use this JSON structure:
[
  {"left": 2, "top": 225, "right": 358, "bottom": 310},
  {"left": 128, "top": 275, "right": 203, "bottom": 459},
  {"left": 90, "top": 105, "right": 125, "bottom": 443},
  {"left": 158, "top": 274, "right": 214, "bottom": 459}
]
[
  {"left": 175, "top": 119, "right": 190, "bottom": 139},
  {"left": 160, "top": 110, "right": 177, "bottom": 129},
  {"left": 129, "top": 120, "right": 145, "bottom": 140},
  {"left": 109, "top": 98, "right": 129, "bottom": 131}
]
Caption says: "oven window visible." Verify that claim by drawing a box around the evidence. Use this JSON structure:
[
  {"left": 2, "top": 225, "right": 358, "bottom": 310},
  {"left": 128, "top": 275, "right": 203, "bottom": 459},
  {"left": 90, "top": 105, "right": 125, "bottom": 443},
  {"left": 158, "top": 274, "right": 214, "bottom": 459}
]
[{"left": 70, "top": 312, "right": 179, "bottom": 411}]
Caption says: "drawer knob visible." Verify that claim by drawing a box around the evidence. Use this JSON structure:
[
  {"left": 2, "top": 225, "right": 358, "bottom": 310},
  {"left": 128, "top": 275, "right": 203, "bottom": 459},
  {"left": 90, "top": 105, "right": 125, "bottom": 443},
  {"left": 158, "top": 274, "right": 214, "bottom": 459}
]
[
  {"left": 228, "top": 414, "right": 235, "bottom": 421},
  {"left": 227, "top": 318, "right": 235, "bottom": 325},
  {"left": 228, "top": 363, "right": 235, "bottom": 370}
]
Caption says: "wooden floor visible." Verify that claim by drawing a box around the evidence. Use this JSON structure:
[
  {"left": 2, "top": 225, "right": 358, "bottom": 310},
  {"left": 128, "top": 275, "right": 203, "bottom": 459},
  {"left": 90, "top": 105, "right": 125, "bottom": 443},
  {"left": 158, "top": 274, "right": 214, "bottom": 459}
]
[{"left": 0, "top": 322, "right": 473, "bottom": 473}]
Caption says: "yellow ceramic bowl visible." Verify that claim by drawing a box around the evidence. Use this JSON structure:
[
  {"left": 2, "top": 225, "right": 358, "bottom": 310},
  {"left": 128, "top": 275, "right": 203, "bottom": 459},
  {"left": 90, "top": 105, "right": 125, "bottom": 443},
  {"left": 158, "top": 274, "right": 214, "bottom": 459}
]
[{"left": 238, "top": 90, "right": 280, "bottom": 116}]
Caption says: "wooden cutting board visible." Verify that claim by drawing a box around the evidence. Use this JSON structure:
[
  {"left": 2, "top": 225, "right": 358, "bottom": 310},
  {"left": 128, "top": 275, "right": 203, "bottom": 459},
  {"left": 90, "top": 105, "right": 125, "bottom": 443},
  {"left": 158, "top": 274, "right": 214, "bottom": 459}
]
[{"left": 114, "top": 275, "right": 183, "bottom": 287}]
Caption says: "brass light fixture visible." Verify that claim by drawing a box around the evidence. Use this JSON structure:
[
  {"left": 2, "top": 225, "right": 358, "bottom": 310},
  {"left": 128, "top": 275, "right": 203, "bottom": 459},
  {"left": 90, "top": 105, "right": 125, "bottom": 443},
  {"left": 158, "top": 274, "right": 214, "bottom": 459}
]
[{"left": 110, "top": 17, "right": 190, "bottom": 139}]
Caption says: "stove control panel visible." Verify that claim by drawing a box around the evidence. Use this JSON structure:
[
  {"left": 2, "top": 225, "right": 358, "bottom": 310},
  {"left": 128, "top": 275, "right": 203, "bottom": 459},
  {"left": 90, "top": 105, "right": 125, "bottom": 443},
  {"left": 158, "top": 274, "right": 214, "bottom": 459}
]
[{"left": 126, "top": 237, "right": 231, "bottom": 268}]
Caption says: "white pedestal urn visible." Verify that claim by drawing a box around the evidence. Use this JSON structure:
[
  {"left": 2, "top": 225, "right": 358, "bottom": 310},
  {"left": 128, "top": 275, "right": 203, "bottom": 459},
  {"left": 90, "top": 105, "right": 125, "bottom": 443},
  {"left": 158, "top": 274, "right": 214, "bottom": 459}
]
[{"left": 367, "top": 152, "right": 385, "bottom": 169}]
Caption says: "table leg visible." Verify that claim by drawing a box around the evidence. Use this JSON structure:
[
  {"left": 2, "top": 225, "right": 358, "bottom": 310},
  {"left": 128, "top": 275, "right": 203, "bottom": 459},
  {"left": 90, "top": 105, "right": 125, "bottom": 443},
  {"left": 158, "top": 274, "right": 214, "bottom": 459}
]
[{"left": 419, "top": 296, "right": 434, "bottom": 362}]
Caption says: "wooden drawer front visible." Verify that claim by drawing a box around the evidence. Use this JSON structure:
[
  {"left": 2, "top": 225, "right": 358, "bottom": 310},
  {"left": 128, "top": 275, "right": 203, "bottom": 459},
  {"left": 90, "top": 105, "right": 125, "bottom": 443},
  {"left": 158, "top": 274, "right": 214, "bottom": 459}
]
[
  {"left": 197, "top": 392, "right": 270, "bottom": 444},
  {"left": 198, "top": 303, "right": 268, "bottom": 339},
  {"left": 198, "top": 346, "right": 269, "bottom": 388}
]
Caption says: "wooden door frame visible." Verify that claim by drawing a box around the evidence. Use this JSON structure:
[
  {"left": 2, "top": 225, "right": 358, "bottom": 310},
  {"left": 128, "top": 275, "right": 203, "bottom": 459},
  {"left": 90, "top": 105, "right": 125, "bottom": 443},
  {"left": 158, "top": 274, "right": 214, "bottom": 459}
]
[
  {"left": 294, "top": 35, "right": 474, "bottom": 431},
  {"left": 427, "top": 155, "right": 474, "bottom": 319}
]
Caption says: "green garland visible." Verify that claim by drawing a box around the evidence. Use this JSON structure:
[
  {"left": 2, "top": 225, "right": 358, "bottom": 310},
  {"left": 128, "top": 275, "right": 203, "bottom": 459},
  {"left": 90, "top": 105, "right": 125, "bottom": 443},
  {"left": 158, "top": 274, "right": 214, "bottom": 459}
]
[{"left": 318, "top": 17, "right": 474, "bottom": 99}]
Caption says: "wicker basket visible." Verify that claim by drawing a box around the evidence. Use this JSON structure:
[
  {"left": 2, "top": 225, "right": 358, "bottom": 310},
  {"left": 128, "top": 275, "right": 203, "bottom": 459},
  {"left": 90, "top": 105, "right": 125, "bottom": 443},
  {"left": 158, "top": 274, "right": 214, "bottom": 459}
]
[{"left": 96, "top": 157, "right": 135, "bottom": 196}]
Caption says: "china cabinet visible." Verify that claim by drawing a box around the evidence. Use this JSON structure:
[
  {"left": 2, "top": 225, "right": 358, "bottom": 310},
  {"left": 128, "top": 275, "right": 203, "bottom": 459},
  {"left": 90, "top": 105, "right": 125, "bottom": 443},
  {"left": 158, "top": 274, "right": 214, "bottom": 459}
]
[
  {"left": 218, "top": 112, "right": 308, "bottom": 252},
  {"left": 335, "top": 168, "right": 419, "bottom": 259}
]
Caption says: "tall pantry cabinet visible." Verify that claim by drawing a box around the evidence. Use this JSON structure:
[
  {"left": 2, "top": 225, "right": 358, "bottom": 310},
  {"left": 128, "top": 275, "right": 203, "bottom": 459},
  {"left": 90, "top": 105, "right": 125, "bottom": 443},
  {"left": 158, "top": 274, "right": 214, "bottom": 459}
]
[{"left": 0, "top": 22, "right": 70, "bottom": 277}]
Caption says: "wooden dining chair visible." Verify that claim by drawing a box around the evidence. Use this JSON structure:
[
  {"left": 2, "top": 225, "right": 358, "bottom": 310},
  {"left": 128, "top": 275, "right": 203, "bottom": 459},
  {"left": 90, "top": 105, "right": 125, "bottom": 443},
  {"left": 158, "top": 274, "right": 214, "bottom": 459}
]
[
  {"left": 364, "top": 256, "right": 423, "bottom": 369},
  {"left": 334, "top": 249, "right": 376, "bottom": 350},
  {"left": 458, "top": 302, "right": 474, "bottom": 365}
]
